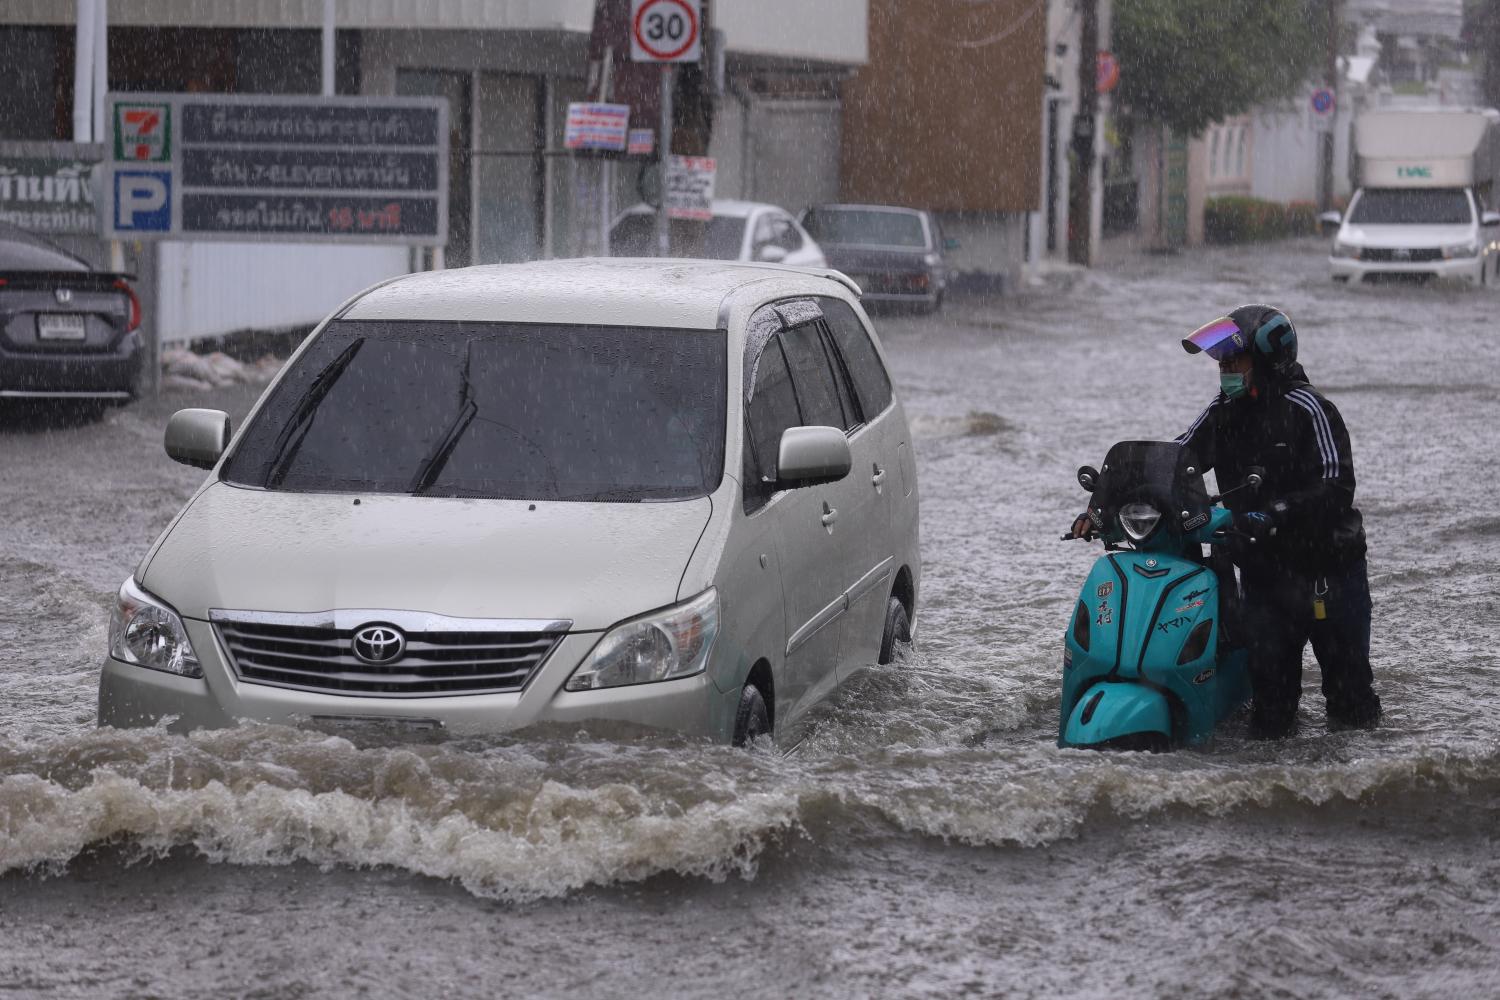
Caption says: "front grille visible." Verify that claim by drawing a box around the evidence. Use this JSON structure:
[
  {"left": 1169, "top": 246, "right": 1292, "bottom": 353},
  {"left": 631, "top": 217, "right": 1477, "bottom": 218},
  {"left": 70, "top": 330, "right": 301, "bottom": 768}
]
[
  {"left": 1360, "top": 247, "right": 1443, "bottom": 263},
  {"left": 212, "top": 610, "right": 568, "bottom": 698}
]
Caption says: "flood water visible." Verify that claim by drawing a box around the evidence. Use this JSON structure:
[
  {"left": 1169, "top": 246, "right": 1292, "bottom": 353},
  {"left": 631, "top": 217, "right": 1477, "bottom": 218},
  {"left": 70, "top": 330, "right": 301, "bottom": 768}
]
[{"left": 3, "top": 239, "right": 1497, "bottom": 998}]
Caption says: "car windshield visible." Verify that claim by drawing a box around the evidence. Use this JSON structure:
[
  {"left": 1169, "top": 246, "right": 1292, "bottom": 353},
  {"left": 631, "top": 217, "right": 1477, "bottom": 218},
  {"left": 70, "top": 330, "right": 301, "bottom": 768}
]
[
  {"left": 1348, "top": 188, "right": 1473, "bottom": 225},
  {"left": 800, "top": 209, "right": 928, "bottom": 248},
  {"left": 223, "top": 319, "right": 726, "bottom": 501},
  {"left": 610, "top": 213, "right": 747, "bottom": 259}
]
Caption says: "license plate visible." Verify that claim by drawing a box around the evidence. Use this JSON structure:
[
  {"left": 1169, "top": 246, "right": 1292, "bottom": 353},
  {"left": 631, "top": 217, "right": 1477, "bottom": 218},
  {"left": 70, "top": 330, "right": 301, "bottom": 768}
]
[
  {"left": 306, "top": 714, "right": 446, "bottom": 743},
  {"left": 37, "top": 313, "right": 87, "bottom": 341}
]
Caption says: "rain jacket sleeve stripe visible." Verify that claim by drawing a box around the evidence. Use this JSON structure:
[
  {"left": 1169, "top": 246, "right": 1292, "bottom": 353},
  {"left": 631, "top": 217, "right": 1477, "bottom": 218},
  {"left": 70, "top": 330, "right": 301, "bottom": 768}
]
[
  {"left": 1274, "top": 388, "right": 1357, "bottom": 527},
  {"left": 1175, "top": 393, "right": 1224, "bottom": 470}
]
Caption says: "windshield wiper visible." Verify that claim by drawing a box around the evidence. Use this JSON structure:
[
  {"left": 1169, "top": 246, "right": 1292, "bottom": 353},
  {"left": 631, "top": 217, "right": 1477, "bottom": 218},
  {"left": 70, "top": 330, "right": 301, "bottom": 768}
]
[
  {"left": 265, "top": 338, "right": 364, "bottom": 489},
  {"left": 409, "top": 343, "right": 477, "bottom": 495}
]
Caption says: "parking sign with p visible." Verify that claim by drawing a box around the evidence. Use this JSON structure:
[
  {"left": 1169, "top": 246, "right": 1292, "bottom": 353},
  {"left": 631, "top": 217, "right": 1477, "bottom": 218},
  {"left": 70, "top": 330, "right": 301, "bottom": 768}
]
[{"left": 113, "top": 171, "right": 172, "bottom": 232}]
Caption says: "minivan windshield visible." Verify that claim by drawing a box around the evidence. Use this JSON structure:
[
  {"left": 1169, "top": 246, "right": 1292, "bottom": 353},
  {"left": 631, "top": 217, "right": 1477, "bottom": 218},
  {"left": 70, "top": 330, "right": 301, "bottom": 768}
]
[
  {"left": 800, "top": 209, "right": 928, "bottom": 248},
  {"left": 224, "top": 320, "right": 726, "bottom": 501},
  {"left": 1348, "top": 188, "right": 1473, "bottom": 225}
]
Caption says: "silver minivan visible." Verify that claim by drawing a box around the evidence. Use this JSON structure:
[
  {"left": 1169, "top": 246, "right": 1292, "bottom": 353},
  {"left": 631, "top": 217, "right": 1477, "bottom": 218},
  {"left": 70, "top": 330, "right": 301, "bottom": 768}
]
[{"left": 99, "top": 259, "right": 920, "bottom": 746}]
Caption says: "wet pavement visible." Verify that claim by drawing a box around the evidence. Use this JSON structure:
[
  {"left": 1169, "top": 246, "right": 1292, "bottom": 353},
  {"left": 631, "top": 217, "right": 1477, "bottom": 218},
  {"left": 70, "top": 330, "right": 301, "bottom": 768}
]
[{"left": 2, "top": 237, "right": 1498, "bottom": 999}]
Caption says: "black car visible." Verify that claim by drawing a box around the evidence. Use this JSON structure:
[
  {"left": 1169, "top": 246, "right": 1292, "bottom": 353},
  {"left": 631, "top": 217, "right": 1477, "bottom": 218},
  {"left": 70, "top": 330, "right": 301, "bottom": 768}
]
[
  {"left": 798, "top": 204, "right": 955, "bottom": 313},
  {"left": 0, "top": 222, "right": 143, "bottom": 409}
]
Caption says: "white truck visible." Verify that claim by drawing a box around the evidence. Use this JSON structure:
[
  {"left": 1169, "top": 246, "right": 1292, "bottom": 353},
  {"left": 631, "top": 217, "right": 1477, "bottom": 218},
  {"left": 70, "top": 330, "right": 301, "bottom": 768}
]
[{"left": 1326, "top": 107, "right": 1500, "bottom": 285}]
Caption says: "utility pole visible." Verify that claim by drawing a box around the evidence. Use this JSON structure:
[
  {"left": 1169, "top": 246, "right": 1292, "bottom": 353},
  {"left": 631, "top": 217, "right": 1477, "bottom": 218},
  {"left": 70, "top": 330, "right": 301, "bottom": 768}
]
[
  {"left": 1319, "top": 0, "right": 1341, "bottom": 213},
  {"left": 1066, "top": 0, "right": 1098, "bottom": 266},
  {"left": 1487, "top": 1, "right": 1500, "bottom": 109}
]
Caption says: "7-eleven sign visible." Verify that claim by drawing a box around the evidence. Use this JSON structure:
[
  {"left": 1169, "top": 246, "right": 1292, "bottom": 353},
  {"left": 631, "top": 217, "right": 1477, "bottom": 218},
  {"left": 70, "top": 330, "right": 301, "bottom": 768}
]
[{"left": 114, "top": 103, "right": 171, "bottom": 162}]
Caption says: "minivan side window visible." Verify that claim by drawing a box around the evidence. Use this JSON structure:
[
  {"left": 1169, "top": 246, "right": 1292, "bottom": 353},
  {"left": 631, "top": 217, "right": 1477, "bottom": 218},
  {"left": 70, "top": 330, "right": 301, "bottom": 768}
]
[
  {"left": 820, "top": 298, "right": 893, "bottom": 418},
  {"left": 779, "top": 322, "right": 848, "bottom": 430},
  {"left": 743, "top": 337, "right": 800, "bottom": 513}
]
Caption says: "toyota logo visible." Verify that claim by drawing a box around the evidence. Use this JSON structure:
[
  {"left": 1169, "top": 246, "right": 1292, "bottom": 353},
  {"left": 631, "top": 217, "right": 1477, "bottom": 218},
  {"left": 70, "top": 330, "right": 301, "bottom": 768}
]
[
  {"left": 55, "top": 288, "right": 73, "bottom": 304},
  {"left": 352, "top": 625, "right": 405, "bottom": 664}
]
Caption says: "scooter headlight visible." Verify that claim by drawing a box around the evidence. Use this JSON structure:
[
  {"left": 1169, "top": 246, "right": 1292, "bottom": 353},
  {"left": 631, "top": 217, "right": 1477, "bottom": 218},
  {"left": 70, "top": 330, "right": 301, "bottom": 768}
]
[
  {"left": 108, "top": 577, "right": 202, "bottom": 678},
  {"left": 1118, "top": 502, "right": 1162, "bottom": 542}
]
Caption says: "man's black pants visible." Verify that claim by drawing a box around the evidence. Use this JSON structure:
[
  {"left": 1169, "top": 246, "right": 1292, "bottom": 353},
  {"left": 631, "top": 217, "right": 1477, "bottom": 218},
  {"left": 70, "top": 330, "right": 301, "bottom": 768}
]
[{"left": 1238, "top": 557, "right": 1382, "bottom": 735}]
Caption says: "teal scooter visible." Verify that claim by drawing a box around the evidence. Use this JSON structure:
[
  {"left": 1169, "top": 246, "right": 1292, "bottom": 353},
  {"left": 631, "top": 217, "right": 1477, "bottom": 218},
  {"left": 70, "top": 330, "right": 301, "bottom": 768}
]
[{"left": 1058, "top": 441, "right": 1256, "bottom": 751}]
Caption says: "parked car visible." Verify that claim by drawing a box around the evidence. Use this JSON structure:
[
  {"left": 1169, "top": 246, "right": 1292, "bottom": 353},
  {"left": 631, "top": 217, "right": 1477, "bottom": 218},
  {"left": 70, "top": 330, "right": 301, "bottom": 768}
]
[
  {"left": 610, "top": 199, "right": 827, "bottom": 268},
  {"left": 0, "top": 222, "right": 142, "bottom": 409},
  {"left": 799, "top": 204, "right": 954, "bottom": 312},
  {"left": 99, "top": 259, "right": 920, "bottom": 747}
]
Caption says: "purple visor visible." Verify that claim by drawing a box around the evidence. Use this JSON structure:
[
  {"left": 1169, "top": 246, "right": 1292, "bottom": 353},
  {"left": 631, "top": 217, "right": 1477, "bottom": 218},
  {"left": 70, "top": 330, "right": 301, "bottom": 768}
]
[{"left": 1181, "top": 316, "right": 1246, "bottom": 360}]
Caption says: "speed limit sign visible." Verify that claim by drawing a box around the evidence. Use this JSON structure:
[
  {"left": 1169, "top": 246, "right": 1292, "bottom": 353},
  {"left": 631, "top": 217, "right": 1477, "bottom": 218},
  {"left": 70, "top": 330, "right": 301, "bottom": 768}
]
[{"left": 631, "top": 0, "right": 701, "bottom": 63}]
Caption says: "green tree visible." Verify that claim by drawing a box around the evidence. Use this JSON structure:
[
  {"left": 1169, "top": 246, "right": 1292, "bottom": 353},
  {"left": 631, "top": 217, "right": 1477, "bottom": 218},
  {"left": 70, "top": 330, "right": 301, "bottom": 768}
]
[{"left": 1113, "top": 0, "right": 1326, "bottom": 135}]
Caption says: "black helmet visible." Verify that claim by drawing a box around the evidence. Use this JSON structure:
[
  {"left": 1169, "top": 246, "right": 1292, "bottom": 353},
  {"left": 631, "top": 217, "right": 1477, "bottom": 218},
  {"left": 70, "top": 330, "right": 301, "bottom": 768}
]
[{"left": 1182, "top": 304, "right": 1298, "bottom": 377}]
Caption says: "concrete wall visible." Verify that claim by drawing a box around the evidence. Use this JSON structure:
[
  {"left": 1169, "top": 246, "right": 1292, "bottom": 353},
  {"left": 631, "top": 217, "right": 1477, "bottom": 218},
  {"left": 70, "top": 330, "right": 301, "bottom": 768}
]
[
  {"left": 942, "top": 211, "right": 1027, "bottom": 294},
  {"left": 154, "top": 242, "right": 408, "bottom": 344},
  {"left": 744, "top": 100, "right": 841, "bottom": 213}
]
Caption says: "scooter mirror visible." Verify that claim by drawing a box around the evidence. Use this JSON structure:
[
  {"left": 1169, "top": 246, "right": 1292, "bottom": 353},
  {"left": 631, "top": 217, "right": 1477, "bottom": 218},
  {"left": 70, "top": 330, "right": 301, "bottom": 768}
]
[
  {"left": 1077, "top": 465, "right": 1099, "bottom": 492},
  {"left": 1246, "top": 467, "right": 1265, "bottom": 489}
]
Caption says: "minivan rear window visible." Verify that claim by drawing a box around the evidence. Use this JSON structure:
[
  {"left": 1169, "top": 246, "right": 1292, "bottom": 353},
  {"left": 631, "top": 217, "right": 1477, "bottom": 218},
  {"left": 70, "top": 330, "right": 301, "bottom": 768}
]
[{"left": 224, "top": 320, "right": 726, "bottom": 502}]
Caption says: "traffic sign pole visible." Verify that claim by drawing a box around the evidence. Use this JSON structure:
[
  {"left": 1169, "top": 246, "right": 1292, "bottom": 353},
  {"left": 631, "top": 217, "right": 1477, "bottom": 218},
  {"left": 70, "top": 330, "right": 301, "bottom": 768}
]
[{"left": 658, "top": 64, "right": 673, "bottom": 258}]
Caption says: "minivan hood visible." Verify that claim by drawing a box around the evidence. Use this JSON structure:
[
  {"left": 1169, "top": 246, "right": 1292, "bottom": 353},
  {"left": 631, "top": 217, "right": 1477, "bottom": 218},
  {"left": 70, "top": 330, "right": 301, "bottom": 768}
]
[
  {"left": 1339, "top": 222, "right": 1475, "bottom": 246},
  {"left": 142, "top": 483, "right": 712, "bottom": 630}
]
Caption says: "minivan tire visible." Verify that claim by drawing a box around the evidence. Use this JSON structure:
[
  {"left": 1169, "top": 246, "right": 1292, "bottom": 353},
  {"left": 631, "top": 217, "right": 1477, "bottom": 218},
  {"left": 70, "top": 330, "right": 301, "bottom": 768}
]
[
  {"left": 878, "top": 596, "right": 912, "bottom": 665},
  {"left": 732, "top": 683, "right": 771, "bottom": 747}
]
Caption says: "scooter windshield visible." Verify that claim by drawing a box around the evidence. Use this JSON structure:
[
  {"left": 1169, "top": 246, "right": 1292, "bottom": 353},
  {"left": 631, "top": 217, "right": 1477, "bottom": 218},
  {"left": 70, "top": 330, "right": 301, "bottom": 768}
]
[{"left": 1089, "top": 441, "right": 1211, "bottom": 541}]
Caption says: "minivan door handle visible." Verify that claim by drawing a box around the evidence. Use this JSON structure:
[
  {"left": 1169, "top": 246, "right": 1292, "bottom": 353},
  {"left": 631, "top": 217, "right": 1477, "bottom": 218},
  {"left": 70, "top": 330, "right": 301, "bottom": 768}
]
[
  {"left": 871, "top": 463, "right": 886, "bottom": 489},
  {"left": 821, "top": 501, "right": 838, "bottom": 528}
]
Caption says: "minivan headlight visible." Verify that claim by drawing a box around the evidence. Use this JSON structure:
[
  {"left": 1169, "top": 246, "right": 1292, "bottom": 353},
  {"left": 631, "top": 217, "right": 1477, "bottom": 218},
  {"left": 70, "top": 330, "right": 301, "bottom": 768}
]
[
  {"left": 109, "top": 577, "right": 202, "bottom": 678},
  {"left": 565, "top": 589, "right": 720, "bottom": 691},
  {"left": 1443, "top": 242, "right": 1479, "bottom": 259},
  {"left": 1332, "top": 241, "right": 1360, "bottom": 259}
]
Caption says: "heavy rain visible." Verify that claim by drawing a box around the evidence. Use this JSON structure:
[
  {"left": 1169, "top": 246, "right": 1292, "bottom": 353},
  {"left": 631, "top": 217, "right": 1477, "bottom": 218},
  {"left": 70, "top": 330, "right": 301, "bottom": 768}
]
[{"left": 2, "top": 1, "right": 1498, "bottom": 998}]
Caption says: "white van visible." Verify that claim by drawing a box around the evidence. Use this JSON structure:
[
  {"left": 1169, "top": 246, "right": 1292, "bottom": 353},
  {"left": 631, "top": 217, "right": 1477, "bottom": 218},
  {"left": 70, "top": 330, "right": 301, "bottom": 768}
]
[
  {"left": 98, "top": 260, "right": 921, "bottom": 747},
  {"left": 1327, "top": 107, "right": 1500, "bottom": 285}
]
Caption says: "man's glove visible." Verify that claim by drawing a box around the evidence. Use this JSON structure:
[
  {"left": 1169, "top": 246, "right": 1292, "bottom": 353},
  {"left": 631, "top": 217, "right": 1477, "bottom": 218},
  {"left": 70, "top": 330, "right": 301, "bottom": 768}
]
[
  {"left": 1233, "top": 510, "right": 1277, "bottom": 544},
  {"left": 1065, "top": 511, "right": 1098, "bottom": 541}
]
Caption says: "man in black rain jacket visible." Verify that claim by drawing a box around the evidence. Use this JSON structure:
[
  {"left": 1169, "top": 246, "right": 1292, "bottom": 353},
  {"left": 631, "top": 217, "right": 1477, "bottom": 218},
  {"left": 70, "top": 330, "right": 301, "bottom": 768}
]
[{"left": 1175, "top": 304, "right": 1382, "bottom": 736}]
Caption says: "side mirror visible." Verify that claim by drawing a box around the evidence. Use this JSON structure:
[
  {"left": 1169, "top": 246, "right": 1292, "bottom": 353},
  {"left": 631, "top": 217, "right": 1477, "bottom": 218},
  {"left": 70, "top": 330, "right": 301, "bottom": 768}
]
[
  {"left": 1077, "top": 465, "right": 1099, "bottom": 492},
  {"left": 1318, "top": 210, "right": 1342, "bottom": 237},
  {"left": 165, "top": 408, "right": 231, "bottom": 469},
  {"left": 1482, "top": 211, "right": 1500, "bottom": 228},
  {"left": 942, "top": 236, "right": 960, "bottom": 251},
  {"left": 755, "top": 244, "right": 789, "bottom": 264},
  {"left": 777, "top": 426, "right": 852, "bottom": 487},
  {"left": 1245, "top": 466, "right": 1266, "bottom": 490}
]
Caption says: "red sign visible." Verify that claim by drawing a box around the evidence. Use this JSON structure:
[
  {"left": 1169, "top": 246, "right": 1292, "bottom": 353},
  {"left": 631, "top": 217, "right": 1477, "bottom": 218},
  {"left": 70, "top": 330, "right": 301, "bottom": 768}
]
[
  {"left": 1097, "top": 52, "right": 1120, "bottom": 94},
  {"left": 630, "top": 0, "right": 701, "bottom": 63}
]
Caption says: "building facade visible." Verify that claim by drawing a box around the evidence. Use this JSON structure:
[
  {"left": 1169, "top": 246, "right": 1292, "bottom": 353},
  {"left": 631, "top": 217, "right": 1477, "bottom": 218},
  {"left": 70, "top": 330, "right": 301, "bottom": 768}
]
[{"left": 1, "top": 0, "right": 867, "bottom": 341}]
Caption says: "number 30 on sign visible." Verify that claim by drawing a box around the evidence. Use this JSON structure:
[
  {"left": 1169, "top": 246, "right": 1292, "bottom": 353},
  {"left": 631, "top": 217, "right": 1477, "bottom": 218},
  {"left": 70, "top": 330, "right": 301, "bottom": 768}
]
[{"left": 631, "top": 0, "right": 702, "bottom": 63}]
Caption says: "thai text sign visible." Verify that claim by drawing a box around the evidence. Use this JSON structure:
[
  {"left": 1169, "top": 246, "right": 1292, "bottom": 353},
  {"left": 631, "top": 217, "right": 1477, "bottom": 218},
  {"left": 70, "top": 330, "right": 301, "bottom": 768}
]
[
  {"left": 102, "top": 93, "right": 448, "bottom": 244},
  {"left": 564, "top": 103, "right": 632, "bottom": 152},
  {"left": 665, "top": 155, "right": 715, "bottom": 221},
  {"left": 0, "top": 142, "right": 102, "bottom": 235}
]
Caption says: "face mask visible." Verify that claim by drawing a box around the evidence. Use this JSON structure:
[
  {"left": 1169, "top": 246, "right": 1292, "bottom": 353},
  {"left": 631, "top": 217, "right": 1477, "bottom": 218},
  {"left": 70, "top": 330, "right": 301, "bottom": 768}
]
[{"left": 1220, "top": 372, "right": 1250, "bottom": 399}]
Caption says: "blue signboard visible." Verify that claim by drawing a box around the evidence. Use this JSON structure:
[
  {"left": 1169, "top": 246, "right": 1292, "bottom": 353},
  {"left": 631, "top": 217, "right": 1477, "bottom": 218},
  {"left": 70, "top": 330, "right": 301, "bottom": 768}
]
[{"left": 113, "top": 170, "right": 172, "bottom": 232}]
